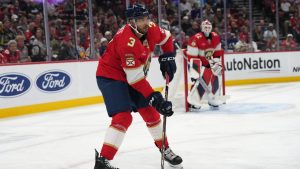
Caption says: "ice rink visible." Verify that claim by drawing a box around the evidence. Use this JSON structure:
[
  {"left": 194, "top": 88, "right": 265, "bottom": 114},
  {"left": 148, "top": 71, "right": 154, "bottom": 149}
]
[{"left": 1, "top": 82, "right": 300, "bottom": 169}]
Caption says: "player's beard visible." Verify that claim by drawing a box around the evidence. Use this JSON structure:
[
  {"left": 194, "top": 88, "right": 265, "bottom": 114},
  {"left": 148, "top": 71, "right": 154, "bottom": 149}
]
[{"left": 137, "top": 25, "right": 149, "bottom": 34}]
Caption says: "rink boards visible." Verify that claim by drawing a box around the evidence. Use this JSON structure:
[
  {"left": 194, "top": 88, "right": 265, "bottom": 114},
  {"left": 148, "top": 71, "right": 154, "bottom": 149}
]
[{"left": 1, "top": 51, "right": 300, "bottom": 118}]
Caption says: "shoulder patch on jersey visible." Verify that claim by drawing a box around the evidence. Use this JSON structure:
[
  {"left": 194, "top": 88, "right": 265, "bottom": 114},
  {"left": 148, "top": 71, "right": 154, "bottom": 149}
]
[
  {"left": 211, "top": 32, "right": 218, "bottom": 36},
  {"left": 195, "top": 33, "right": 202, "bottom": 39},
  {"left": 125, "top": 54, "right": 135, "bottom": 67},
  {"left": 148, "top": 22, "right": 156, "bottom": 28}
]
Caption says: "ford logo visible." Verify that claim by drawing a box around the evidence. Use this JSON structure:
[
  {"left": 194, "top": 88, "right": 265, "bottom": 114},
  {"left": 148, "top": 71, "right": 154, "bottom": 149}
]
[
  {"left": 0, "top": 73, "right": 31, "bottom": 97},
  {"left": 36, "top": 70, "right": 71, "bottom": 92}
]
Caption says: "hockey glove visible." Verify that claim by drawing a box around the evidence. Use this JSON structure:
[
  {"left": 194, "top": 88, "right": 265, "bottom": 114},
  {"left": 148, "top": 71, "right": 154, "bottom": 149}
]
[
  {"left": 158, "top": 52, "right": 177, "bottom": 82},
  {"left": 148, "top": 91, "right": 174, "bottom": 117},
  {"left": 209, "top": 59, "right": 223, "bottom": 76}
]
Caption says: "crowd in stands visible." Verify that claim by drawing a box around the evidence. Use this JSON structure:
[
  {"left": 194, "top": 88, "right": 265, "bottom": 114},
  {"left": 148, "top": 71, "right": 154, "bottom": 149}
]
[{"left": 0, "top": 0, "right": 300, "bottom": 65}]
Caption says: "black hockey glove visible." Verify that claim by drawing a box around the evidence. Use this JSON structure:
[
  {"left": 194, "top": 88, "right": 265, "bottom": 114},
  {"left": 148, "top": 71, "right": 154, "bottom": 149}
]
[
  {"left": 158, "top": 52, "right": 176, "bottom": 82},
  {"left": 148, "top": 91, "right": 174, "bottom": 117}
]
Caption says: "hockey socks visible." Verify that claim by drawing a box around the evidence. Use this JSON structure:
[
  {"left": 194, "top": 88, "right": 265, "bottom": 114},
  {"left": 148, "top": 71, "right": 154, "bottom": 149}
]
[
  {"left": 138, "top": 106, "right": 169, "bottom": 149},
  {"left": 100, "top": 112, "right": 132, "bottom": 160}
]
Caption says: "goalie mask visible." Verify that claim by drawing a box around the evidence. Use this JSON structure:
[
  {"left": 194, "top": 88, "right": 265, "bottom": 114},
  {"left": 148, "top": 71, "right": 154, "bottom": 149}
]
[
  {"left": 125, "top": 4, "right": 150, "bottom": 35},
  {"left": 201, "top": 20, "right": 212, "bottom": 37}
]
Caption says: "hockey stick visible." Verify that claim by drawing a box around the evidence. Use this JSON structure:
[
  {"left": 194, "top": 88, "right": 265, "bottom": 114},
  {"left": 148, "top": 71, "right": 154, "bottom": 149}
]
[{"left": 161, "top": 74, "right": 169, "bottom": 169}]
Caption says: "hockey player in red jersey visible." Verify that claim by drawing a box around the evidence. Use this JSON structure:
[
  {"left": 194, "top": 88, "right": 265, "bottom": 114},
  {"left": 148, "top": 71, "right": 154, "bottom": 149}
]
[
  {"left": 94, "top": 4, "right": 182, "bottom": 169},
  {"left": 186, "top": 20, "right": 224, "bottom": 110}
]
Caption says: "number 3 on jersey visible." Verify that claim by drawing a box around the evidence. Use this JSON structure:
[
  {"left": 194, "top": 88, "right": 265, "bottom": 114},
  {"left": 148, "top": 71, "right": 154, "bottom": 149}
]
[{"left": 127, "top": 37, "right": 135, "bottom": 47}]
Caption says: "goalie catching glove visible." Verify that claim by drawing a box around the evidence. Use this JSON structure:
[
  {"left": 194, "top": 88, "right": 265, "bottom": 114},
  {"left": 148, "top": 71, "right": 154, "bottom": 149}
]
[
  {"left": 158, "top": 52, "right": 177, "bottom": 82},
  {"left": 147, "top": 91, "right": 174, "bottom": 116},
  {"left": 209, "top": 58, "right": 223, "bottom": 76}
]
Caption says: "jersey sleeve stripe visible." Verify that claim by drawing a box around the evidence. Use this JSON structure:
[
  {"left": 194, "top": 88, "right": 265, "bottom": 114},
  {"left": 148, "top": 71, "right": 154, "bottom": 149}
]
[
  {"left": 157, "top": 30, "right": 171, "bottom": 46},
  {"left": 198, "top": 49, "right": 205, "bottom": 56},
  {"left": 187, "top": 45, "right": 199, "bottom": 56},
  {"left": 123, "top": 66, "right": 145, "bottom": 84},
  {"left": 215, "top": 43, "right": 221, "bottom": 50}
]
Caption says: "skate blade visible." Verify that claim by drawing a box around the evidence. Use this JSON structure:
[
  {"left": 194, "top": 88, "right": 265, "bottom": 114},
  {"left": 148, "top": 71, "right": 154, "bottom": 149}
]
[
  {"left": 167, "top": 163, "right": 183, "bottom": 169},
  {"left": 189, "top": 108, "right": 201, "bottom": 112},
  {"left": 209, "top": 106, "right": 219, "bottom": 110}
]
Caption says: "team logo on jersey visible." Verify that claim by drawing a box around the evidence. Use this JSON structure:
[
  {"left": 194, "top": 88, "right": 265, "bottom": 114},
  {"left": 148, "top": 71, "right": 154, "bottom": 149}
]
[
  {"left": 204, "top": 48, "right": 214, "bottom": 60},
  {"left": 36, "top": 70, "right": 71, "bottom": 92},
  {"left": 126, "top": 57, "right": 135, "bottom": 67},
  {"left": 0, "top": 73, "right": 31, "bottom": 97}
]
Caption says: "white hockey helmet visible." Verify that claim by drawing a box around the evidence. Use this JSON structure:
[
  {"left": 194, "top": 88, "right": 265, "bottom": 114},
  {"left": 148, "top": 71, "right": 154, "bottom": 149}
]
[{"left": 201, "top": 20, "right": 212, "bottom": 37}]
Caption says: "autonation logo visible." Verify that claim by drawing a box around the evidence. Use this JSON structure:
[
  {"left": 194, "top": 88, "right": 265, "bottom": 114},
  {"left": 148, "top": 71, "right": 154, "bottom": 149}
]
[
  {"left": 0, "top": 73, "right": 31, "bottom": 97},
  {"left": 226, "top": 57, "right": 281, "bottom": 71},
  {"left": 36, "top": 70, "right": 71, "bottom": 92}
]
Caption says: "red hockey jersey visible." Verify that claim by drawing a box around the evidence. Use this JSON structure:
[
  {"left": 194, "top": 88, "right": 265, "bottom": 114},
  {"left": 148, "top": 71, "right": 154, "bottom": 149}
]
[
  {"left": 186, "top": 32, "right": 223, "bottom": 66},
  {"left": 96, "top": 22, "right": 173, "bottom": 98}
]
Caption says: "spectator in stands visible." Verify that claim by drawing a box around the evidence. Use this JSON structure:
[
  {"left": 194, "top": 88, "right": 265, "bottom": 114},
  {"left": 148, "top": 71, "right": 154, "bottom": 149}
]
[
  {"left": 86, "top": 38, "right": 101, "bottom": 59},
  {"left": 234, "top": 34, "right": 250, "bottom": 52},
  {"left": 30, "top": 28, "right": 46, "bottom": 61},
  {"left": 180, "top": 0, "right": 192, "bottom": 14},
  {"left": 0, "top": 21, "right": 4, "bottom": 48},
  {"left": 24, "top": 22, "right": 36, "bottom": 42},
  {"left": 213, "top": 8, "right": 224, "bottom": 29},
  {"left": 281, "top": 0, "right": 291, "bottom": 19},
  {"left": 104, "top": 31, "right": 113, "bottom": 42},
  {"left": 16, "top": 35, "right": 30, "bottom": 62},
  {"left": 253, "top": 25, "right": 265, "bottom": 50},
  {"left": 2, "top": 40, "right": 20, "bottom": 63},
  {"left": 239, "top": 26, "right": 249, "bottom": 43},
  {"left": 2, "top": 19, "right": 16, "bottom": 47},
  {"left": 76, "top": 37, "right": 86, "bottom": 60},
  {"left": 100, "top": 37, "right": 108, "bottom": 56},
  {"left": 226, "top": 33, "right": 238, "bottom": 52},
  {"left": 186, "top": 21, "right": 200, "bottom": 36},
  {"left": 190, "top": 2, "right": 201, "bottom": 19},
  {"left": 230, "top": 21, "right": 239, "bottom": 35},
  {"left": 281, "top": 34, "right": 297, "bottom": 50},
  {"left": 258, "top": 19, "right": 267, "bottom": 32},
  {"left": 202, "top": 4, "right": 214, "bottom": 21},
  {"left": 57, "top": 34, "right": 78, "bottom": 60},
  {"left": 234, "top": 30, "right": 259, "bottom": 52},
  {"left": 181, "top": 16, "right": 191, "bottom": 33},
  {"left": 263, "top": 23, "right": 277, "bottom": 51},
  {"left": 78, "top": 26, "right": 89, "bottom": 49}
]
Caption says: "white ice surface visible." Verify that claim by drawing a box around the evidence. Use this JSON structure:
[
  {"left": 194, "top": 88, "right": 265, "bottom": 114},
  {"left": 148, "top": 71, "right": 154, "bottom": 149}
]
[{"left": 1, "top": 82, "right": 300, "bottom": 169}]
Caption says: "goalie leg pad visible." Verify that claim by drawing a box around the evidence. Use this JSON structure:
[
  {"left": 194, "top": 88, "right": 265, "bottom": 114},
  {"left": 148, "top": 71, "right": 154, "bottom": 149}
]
[
  {"left": 196, "top": 79, "right": 206, "bottom": 98},
  {"left": 211, "top": 75, "right": 219, "bottom": 95}
]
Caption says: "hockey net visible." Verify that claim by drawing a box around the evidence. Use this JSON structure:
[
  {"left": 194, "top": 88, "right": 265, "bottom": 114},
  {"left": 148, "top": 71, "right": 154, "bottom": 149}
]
[{"left": 163, "top": 46, "right": 226, "bottom": 112}]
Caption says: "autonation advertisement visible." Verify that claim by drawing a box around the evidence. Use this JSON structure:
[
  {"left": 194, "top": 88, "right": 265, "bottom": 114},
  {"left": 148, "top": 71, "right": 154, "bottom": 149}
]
[{"left": 224, "top": 51, "right": 300, "bottom": 80}]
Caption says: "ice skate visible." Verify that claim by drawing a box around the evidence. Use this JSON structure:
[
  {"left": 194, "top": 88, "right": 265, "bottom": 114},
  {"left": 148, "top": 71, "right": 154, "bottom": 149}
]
[
  {"left": 188, "top": 104, "right": 201, "bottom": 112},
  {"left": 94, "top": 150, "right": 119, "bottom": 169},
  {"left": 208, "top": 103, "right": 219, "bottom": 110},
  {"left": 163, "top": 147, "right": 183, "bottom": 168}
]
